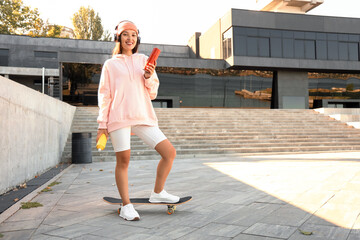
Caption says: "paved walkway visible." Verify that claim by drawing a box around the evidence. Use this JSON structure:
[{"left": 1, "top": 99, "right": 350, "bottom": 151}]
[{"left": 1, "top": 152, "right": 360, "bottom": 240}]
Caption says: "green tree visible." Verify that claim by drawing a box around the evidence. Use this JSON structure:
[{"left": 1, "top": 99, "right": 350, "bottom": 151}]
[
  {"left": 0, "top": 0, "right": 43, "bottom": 34},
  {"left": 101, "top": 29, "right": 112, "bottom": 41},
  {"left": 72, "top": 6, "right": 103, "bottom": 40},
  {"left": 28, "top": 19, "right": 63, "bottom": 38},
  {"left": 46, "top": 24, "right": 63, "bottom": 38}
]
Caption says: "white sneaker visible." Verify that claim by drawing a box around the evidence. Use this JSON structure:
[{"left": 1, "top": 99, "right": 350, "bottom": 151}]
[
  {"left": 119, "top": 204, "right": 140, "bottom": 221},
  {"left": 149, "top": 190, "right": 180, "bottom": 203}
]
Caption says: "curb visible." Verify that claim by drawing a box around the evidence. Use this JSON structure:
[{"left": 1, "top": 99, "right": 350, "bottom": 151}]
[{"left": 0, "top": 164, "right": 74, "bottom": 224}]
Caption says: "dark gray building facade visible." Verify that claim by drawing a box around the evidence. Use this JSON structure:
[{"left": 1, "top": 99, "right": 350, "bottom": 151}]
[{"left": 1, "top": 8, "right": 360, "bottom": 108}]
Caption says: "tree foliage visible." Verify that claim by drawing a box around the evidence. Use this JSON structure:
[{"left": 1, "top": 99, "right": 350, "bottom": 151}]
[
  {"left": 101, "top": 29, "right": 113, "bottom": 41},
  {"left": 72, "top": 6, "right": 104, "bottom": 40},
  {"left": 28, "top": 19, "right": 64, "bottom": 38},
  {"left": 0, "top": 0, "right": 64, "bottom": 38},
  {"left": 0, "top": 0, "right": 43, "bottom": 34}
]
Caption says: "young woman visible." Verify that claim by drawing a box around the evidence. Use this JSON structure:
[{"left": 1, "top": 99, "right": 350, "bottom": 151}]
[{"left": 96, "top": 21, "right": 179, "bottom": 221}]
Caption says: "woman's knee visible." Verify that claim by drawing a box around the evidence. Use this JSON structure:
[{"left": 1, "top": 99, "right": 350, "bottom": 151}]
[
  {"left": 163, "top": 145, "right": 176, "bottom": 162},
  {"left": 168, "top": 146, "right": 176, "bottom": 160},
  {"left": 115, "top": 151, "right": 130, "bottom": 169}
]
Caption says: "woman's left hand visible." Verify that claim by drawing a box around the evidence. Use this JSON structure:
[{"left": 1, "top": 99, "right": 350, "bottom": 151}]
[{"left": 144, "top": 62, "right": 156, "bottom": 79}]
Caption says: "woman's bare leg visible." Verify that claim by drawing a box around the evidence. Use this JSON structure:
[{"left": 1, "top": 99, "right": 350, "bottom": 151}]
[
  {"left": 153, "top": 139, "right": 176, "bottom": 193},
  {"left": 115, "top": 150, "right": 131, "bottom": 205}
]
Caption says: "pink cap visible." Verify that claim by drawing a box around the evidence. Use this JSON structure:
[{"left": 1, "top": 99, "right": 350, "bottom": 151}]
[{"left": 116, "top": 21, "right": 138, "bottom": 36}]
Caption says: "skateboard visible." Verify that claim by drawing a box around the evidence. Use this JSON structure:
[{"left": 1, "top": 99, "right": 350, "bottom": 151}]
[{"left": 103, "top": 196, "right": 192, "bottom": 215}]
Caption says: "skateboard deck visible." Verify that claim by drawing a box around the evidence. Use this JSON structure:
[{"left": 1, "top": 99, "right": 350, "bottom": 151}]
[{"left": 103, "top": 196, "right": 192, "bottom": 215}]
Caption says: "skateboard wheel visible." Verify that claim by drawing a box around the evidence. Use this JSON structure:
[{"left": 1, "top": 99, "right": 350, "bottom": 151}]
[{"left": 167, "top": 205, "right": 176, "bottom": 215}]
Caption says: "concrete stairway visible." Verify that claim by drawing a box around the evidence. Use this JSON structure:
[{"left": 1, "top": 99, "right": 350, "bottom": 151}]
[
  {"left": 62, "top": 107, "right": 360, "bottom": 162},
  {"left": 315, "top": 108, "right": 360, "bottom": 129}
]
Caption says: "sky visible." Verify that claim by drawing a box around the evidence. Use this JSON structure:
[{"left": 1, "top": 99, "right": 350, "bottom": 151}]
[{"left": 23, "top": 0, "right": 360, "bottom": 45}]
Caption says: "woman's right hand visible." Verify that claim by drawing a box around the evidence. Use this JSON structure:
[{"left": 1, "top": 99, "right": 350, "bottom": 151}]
[{"left": 96, "top": 129, "right": 109, "bottom": 143}]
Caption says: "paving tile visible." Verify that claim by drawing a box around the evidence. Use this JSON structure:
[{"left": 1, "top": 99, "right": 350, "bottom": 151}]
[
  {"left": 0, "top": 229, "right": 34, "bottom": 240},
  {"left": 243, "top": 222, "right": 298, "bottom": 239},
  {"left": 289, "top": 190, "right": 335, "bottom": 206},
  {"left": 214, "top": 203, "right": 282, "bottom": 227},
  {"left": 30, "top": 224, "right": 60, "bottom": 237},
  {"left": 30, "top": 234, "right": 69, "bottom": 240},
  {"left": 121, "top": 234, "right": 168, "bottom": 240},
  {"left": 259, "top": 204, "right": 312, "bottom": 227},
  {"left": 44, "top": 223, "right": 101, "bottom": 239},
  {"left": 2, "top": 154, "right": 360, "bottom": 240},
  {"left": 306, "top": 202, "right": 360, "bottom": 229},
  {"left": 0, "top": 219, "right": 42, "bottom": 232},
  {"left": 233, "top": 234, "right": 283, "bottom": 240},
  {"left": 288, "top": 223, "right": 350, "bottom": 240},
  {"left": 88, "top": 224, "right": 148, "bottom": 239},
  {"left": 42, "top": 209, "right": 108, "bottom": 227},
  {"left": 177, "top": 232, "right": 232, "bottom": 240},
  {"left": 326, "top": 190, "right": 360, "bottom": 205},
  {"left": 146, "top": 224, "right": 197, "bottom": 239},
  {"left": 221, "top": 190, "right": 269, "bottom": 205},
  {"left": 191, "top": 222, "right": 246, "bottom": 238},
  {"left": 347, "top": 231, "right": 360, "bottom": 240},
  {"left": 4, "top": 206, "right": 52, "bottom": 222}
]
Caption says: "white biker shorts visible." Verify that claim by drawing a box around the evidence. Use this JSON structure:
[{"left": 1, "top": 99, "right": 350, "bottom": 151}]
[{"left": 109, "top": 125, "right": 167, "bottom": 152}]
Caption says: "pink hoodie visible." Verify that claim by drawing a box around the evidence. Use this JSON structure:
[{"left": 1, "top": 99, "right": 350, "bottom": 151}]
[{"left": 97, "top": 53, "right": 159, "bottom": 132}]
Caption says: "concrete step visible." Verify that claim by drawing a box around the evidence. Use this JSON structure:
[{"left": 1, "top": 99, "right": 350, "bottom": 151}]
[
  {"left": 315, "top": 108, "right": 360, "bottom": 129},
  {"left": 62, "top": 107, "right": 360, "bottom": 162},
  {"left": 64, "top": 140, "right": 360, "bottom": 153},
  {"left": 62, "top": 145, "right": 360, "bottom": 162}
]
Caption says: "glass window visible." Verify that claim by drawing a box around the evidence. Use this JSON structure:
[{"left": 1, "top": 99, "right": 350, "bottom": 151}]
[
  {"left": 233, "top": 27, "right": 247, "bottom": 36},
  {"left": 234, "top": 36, "right": 247, "bottom": 56},
  {"left": 0, "top": 49, "right": 9, "bottom": 56},
  {"left": 316, "top": 40, "right": 327, "bottom": 60},
  {"left": 327, "top": 33, "right": 338, "bottom": 41},
  {"left": 294, "top": 31, "right": 305, "bottom": 39},
  {"left": 305, "top": 32, "right": 316, "bottom": 40},
  {"left": 348, "top": 42, "right": 359, "bottom": 61},
  {"left": 222, "top": 28, "right": 233, "bottom": 59},
  {"left": 247, "top": 37, "right": 258, "bottom": 56},
  {"left": 328, "top": 41, "right": 339, "bottom": 60},
  {"left": 282, "top": 31, "right": 294, "bottom": 39},
  {"left": 270, "top": 38, "right": 282, "bottom": 57},
  {"left": 0, "top": 49, "right": 9, "bottom": 66},
  {"left": 316, "top": 33, "right": 326, "bottom": 40},
  {"left": 349, "top": 34, "right": 359, "bottom": 42},
  {"left": 270, "top": 29, "right": 282, "bottom": 37},
  {"left": 338, "top": 34, "right": 349, "bottom": 41},
  {"left": 283, "top": 39, "right": 294, "bottom": 58},
  {"left": 339, "top": 42, "right": 349, "bottom": 60},
  {"left": 247, "top": 28, "right": 258, "bottom": 36},
  {"left": 294, "top": 40, "right": 305, "bottom": 59},
  {"left": 305, "top": 40, "right": 315, "bottom": 59},
  {"left": 259, "top": 38, "right": 270, "bottom": 57},
  {"left": 258, "top": 29, "right": 270, "bottom": 37},
  {"left": 34, "top": 51, "right": 58, "bottom": 58}
]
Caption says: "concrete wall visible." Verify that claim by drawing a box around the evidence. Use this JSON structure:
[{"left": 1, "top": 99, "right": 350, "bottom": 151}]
[
  {"left": 199, "top": 19, "right": 222, "bottom": 59},
  {"left": 0, "top": 34, "right": 191, "bottom": 67},
  {"left": 198, "top": 9, "right": 233, "bottom": 60},
  {"left": 230, "top": 8, "right": 360, "bottom": 35},
  {"left": 276, "top": 70, "right": 309, "bottom": 109},
  {"left": 0, "top": 76, "right": 76, "bottom": 194},
  {"left": 187, "top": 32, "right": 201, "bottom": 58}
]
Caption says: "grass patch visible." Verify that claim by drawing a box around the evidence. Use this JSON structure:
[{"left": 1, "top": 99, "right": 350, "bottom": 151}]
[
  {"left": 0, "top": 233, "right": 3, "bottom": 238},
  {"left": 48, "top": 181, "right": 61, "bottom": 187},
  {"left": 41, "top": 187, "right": 52, "bottom": 192},
  {"left": 21, "top": 202, "right": 43, "bottom": 209}
]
